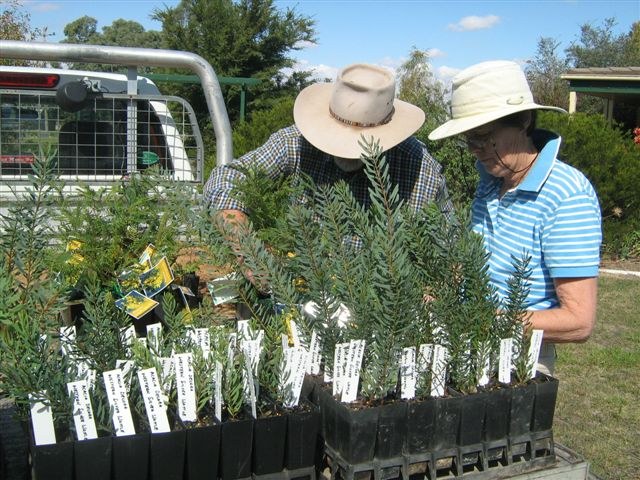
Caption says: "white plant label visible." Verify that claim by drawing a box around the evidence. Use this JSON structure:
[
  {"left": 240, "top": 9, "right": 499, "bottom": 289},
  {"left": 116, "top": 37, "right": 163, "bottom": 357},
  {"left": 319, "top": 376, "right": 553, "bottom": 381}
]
[
  {"left": 240, "top": 338, "right": 261, "bottom": 376},
  {"left": 173, "top": 353, "right": 197, "bottom": 422},
  {"left": 281, "top": 333, "right": 289, "bottom": 351},
  {"left": 400, "top": 347, "right": 417, "bottom": 400},
  {"left": 188, "top": 328, "right": 211, "bottom": 355},
  {"left": 528, "top": 329, "right": 545, "bottom": 379},
  {"left": 159, "top": 357, "right": 174, "bottom": 393},
  {"left": 213, "top": 361, "right": 223, "bottom": 422},
  {"left": 120, "top": 325, "right": 136, "bottom": 356},
  {"left": 478, "top": 352, "right": 491, "bottom": 387},
  {"left": 70, "top": 358, "right": 94, "bottom": 389},
  {"left": 103, "top": 369, "right": 136, "bottom": 436},
  {"left": 499, "top": 338, "right": 514, "bottom": 384},
  {"left": 430, "top": 345, "right": 448, "bottom": 397},
  {"left": 281, "top": 346, "right": 308, "bottom": 408},
  {"left": 227, "top": 333, "right": 237, "bottom": 365},
  {"left": 137, "top": 337, "right": 148, "bottom": 349},
  {"left": 29, "top": 392, "right": 56, "bottom": 446},
  {"left": 67, "top": 380, "right": 98, "bottom": 440},
  {"left": 146, "top": 323, "right": 163, "bottom": 354},
  {"left": 332, "top": 342, "right": 350, "bottom": 396},
  {"left": 115, "top": 359, "right": 135, "bottom": 393},
  {"left": 242, "top": 349, "right": 257, "bottom": 418},
  {"left": 341, "top": 339, "right": 365, "bottom": 403},
  {"left": 59, "top": 325, "right": 76, "bottom": 357},
  {"left": 417, "top": 344, "right": 434, "bottom": 376},
  {"left": 307, "top": 330, "right": 321, "bottom": 375},
  {"left": 236, "top": 320, "right": 251, "bottom": 340},
  {"left": 137, "top": 368, "right": 170, "bottom": 433}
]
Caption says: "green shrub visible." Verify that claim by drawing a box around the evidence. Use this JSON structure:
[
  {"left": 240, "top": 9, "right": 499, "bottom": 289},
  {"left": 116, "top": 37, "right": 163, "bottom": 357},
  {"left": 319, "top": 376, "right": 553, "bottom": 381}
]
[
  {"left": 232, "top": 96, "right": 295, "bottom": 158},
  {"left": 537, "top": 111, "right": 640, "bottom": 221}
]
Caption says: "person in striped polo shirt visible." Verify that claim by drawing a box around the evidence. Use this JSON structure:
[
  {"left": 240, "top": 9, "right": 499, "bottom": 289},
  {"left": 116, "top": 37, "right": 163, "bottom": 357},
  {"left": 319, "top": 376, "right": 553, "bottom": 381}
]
[{"left": 429, "top": 61, "right": 602, "bottom": 375}]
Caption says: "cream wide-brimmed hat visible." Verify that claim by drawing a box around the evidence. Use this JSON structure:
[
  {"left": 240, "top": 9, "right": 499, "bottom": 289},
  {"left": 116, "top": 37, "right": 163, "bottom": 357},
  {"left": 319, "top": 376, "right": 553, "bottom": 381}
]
[
  {"left": 293, "top": 63, "right": 425, "bottom": 159},
  {"left": 428, "top": 60, "right": 566, "bottom": 141}
]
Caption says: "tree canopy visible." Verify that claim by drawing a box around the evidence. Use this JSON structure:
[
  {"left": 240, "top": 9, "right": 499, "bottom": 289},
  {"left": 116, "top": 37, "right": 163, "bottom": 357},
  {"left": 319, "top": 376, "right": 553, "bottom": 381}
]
[
  {"left": 1, "top": 0, "right": 45, "bottom": 65},
  {"left": 152, "top": 0, "right": 316, "bottom": 122}
]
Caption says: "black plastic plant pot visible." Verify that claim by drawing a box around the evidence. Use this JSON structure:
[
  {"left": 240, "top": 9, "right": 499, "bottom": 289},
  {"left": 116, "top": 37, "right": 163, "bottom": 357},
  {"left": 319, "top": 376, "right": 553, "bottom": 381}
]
[
  {"left": 458, "top": 391, "right": 487, "bottom": 447},
  {"left": 74, "top": 436, "right": 112, "bottom": 480},
  {"left": 285, "top": 404, "right": 321, "bottom": 471},
  {"left": 509, "top": 382, "right": 536, "bottom": 437},
  {"left": 376, "top": 401, "right": 407, "bottom": 460},
  {"left": 532, "top": 374, "right": 559, "bottom": 432},
  {"left": 252, "top": 414, "right": 287, "bottom": 475},
  {"left": 334, "top": 401, "right": 379, "bottom": 465},
  {"left": 112, "top": 433, "right": 150, "bottom": 480},
  {"left": 432, "top": 394, "right": 463, "bottom": 452},
  {"left": 405, "top": 397, "right": 437, "bottom": 455},
  {"left": 483, "top": 386, "right": 511, "bottom": 442},
  {"left": 149, "top": 430, "right": 187, "bottom": 480},
  {"left": 185, "top": 424, "right": 221, "bottom": 480},
  {"left": 316, "top": 385, "right": 336, "bottom": 447},
  {"left": 31, "top": 441, "right": 74, "bottom": 480},
  {"left": 220, "top": 417, "right": 253, "bottom": 480},
  {"left": 301, "top": 374, "right": 319, "bottom": 404}
]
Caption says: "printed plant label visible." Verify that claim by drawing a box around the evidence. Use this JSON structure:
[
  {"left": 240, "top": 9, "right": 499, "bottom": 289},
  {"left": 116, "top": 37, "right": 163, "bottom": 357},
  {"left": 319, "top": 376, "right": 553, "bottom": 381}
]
[
  {"left": 103, "top": 369, "right": 136, "bottom": 436},
  {"left": 499, "top": 338, "right": 514, "bottom": 384},
  {"left": 528, "top": 329, "right": 544, "bottom": 378},
  {"left": 430, "top": 345, "right": 448, "bottom": 397},
  {"left": 67, "top": 380, "right": 98, "bottom": 440},
  {"left": 137, "top": 368, "right": 170, "bottom": 433},
  {"left": 173, "top": 353, "right": 197, "bottom": 422},
  {"left": 341, "top": 339, "right": 365, "bottom": 403},
  {"left": 400, "top": 346, "right": 417, "bottom": 400}
]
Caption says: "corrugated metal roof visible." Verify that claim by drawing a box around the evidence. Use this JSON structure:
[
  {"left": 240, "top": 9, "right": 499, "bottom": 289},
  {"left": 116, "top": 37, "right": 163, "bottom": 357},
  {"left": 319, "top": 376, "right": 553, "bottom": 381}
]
[{"left": 562, "top": 67, "right": 640, "bottom": 80}]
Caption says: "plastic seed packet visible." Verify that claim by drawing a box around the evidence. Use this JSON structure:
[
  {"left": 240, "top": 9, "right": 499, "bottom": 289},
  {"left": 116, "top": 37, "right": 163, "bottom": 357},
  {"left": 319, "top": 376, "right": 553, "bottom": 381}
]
[
  {"left": 207, "top": 272, "right": 240, "bottom": 305},
  {"left": 138, "top": 243, "right": 156, "bottom": 268},
  {"left": 115, "top": 290, "right": 159, "bottom": 319},
  {"left": 140, "top": 256, "right": 174, "bottom": 298},
  {"left": 117, "top": 265, "right": 144, "bottom": 296}
]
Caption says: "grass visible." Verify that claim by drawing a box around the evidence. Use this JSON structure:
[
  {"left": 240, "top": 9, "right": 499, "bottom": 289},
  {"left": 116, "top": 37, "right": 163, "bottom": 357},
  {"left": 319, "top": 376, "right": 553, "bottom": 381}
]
[{"left": 554, "top": 274, "right": 640, "bottom": 480}]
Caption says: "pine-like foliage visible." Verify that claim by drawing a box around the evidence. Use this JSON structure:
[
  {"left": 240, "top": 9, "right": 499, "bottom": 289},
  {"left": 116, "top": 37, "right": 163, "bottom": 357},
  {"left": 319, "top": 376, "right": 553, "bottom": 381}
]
[{"left": 502, "top": 253, "right": 534, "bottom": 384}]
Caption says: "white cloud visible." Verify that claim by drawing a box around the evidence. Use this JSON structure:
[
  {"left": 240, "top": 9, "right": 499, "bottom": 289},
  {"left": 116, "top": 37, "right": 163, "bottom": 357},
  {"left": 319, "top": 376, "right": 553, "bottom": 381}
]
[
  {"left": 294, "top": 40, "right": 317, "bottom": 50},
  {"left": 426, "top": 48, "right": 446, "bottom": 59},
  {"left": 448, "top": 15, "right": 500, "bottom": 32},
  {"left": 25, "top": 2, "right": 61, "bottom": 13},
  {"left": 282, "top": 60, "right": 338, "bottom": 82}
]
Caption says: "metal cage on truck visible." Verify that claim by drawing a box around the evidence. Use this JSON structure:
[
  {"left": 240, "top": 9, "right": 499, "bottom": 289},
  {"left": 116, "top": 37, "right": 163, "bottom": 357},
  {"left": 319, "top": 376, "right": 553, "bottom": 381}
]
[{"left": 0, "top": 41, "right": 233, "bottom": 200}]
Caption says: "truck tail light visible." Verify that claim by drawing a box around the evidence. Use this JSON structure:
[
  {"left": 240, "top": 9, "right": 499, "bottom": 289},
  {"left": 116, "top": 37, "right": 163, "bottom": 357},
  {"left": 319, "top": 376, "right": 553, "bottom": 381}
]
[{"left": 0, "top": 73, "right": 60, "bottom": 89}]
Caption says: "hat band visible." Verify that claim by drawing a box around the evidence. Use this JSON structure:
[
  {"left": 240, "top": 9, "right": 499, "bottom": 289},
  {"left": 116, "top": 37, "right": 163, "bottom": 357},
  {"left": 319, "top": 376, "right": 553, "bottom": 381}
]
[{"left": 329, "top": 106, "right": 395, "bottom": 128}]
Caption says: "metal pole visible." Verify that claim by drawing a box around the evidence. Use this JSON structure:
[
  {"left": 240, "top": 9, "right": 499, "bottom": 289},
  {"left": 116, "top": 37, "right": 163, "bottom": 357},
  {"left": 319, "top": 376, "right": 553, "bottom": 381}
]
[{"left": 0, "top": 40, "right": 233, "bottom": 165}]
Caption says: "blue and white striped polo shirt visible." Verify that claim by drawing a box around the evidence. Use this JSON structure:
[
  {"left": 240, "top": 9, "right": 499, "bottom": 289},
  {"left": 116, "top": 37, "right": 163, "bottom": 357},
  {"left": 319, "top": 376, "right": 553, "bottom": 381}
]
[{"left": 471, "top": 130, "right": 602, "bottom": 310}]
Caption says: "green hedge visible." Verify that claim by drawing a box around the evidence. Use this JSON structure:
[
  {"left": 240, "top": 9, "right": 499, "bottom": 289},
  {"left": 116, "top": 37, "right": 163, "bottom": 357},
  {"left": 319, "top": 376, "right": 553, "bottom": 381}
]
[{"left": 537, "top": 111, "right": 640, "bottom": 221}]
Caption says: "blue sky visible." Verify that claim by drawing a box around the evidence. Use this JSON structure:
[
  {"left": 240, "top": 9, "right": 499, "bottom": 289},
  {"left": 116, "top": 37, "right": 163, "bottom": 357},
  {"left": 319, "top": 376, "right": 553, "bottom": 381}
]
[{"left": 24, "top": 0, "right": 639, "bottom": 83}]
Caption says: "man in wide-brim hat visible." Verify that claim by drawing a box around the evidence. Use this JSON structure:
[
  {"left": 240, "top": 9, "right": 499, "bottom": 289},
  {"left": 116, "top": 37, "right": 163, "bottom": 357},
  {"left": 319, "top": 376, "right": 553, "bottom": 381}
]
[
  {"left": 204, "top": 63, "right": 454, "bottom": 248},
  {"left": 429, "top": 60, "right": 602, "bottom": 375}
]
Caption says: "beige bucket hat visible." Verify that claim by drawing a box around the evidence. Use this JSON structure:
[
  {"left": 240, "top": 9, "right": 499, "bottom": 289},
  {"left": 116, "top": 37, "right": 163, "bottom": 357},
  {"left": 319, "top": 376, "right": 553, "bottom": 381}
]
[
  {"left": 294, "top": 63, "right": 425, "bottom": 159},
  {"left": 428, "top": 60, "right": 566, "bottom": 141}
]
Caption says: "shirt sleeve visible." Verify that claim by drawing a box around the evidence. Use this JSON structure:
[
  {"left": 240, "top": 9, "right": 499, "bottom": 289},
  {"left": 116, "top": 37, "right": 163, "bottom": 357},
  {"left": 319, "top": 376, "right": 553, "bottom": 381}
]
[
  {"left": 542, "top": 187, "right": 602, "bottom": 278},
  {"left": 203, "top": 127, "right": 295, "bottom": 211}
]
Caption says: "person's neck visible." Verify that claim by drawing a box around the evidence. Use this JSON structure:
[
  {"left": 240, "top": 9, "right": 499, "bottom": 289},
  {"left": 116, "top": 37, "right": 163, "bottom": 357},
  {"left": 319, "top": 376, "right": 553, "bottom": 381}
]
[{"left": 501, "top": 145, "right": 538, "bottom": 194}]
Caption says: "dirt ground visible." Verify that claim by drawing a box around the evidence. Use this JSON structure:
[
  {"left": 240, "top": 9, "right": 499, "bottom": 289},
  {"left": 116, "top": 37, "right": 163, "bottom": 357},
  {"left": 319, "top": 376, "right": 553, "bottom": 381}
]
[{"left": 600, "top": 257, "right": 640, "bottom": 272}]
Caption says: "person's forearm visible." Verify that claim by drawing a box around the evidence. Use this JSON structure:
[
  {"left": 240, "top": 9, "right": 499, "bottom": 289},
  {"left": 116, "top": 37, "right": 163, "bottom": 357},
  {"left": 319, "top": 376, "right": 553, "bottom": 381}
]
[
  {"left": 526, "top": 277, "right": 598, "bottom": 343},
  {"left": 527, "top": 308, "right": 594, "bottom": 343}
]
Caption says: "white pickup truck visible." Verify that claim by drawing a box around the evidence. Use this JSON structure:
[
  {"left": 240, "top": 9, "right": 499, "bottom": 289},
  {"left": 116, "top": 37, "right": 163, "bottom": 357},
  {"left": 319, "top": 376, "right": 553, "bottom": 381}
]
[{"left": 0, "top": 41, "right": 233, "bottom": 201}]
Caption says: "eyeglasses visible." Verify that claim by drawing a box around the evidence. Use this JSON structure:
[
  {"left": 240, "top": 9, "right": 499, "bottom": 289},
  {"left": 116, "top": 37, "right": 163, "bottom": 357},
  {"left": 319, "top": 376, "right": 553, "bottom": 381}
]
[{"left": 462, "top": 130, "right": 494, "bottom": 150}]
